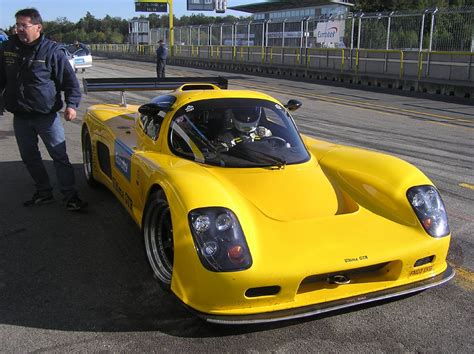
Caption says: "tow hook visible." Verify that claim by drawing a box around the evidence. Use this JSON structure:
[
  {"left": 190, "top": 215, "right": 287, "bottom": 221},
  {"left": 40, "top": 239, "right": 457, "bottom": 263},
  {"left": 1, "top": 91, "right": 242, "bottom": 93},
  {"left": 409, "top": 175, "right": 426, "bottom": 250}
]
[{"left": 327, "top": 274, "right": 351, "bottom": 285}]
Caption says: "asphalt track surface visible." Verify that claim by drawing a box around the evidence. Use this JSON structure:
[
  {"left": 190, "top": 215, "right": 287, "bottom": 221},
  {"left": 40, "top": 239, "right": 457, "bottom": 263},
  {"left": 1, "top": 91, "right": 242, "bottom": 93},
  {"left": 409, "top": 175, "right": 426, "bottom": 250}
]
[{"left": 0, "top": 58, "right": 472, "bottom": 352}]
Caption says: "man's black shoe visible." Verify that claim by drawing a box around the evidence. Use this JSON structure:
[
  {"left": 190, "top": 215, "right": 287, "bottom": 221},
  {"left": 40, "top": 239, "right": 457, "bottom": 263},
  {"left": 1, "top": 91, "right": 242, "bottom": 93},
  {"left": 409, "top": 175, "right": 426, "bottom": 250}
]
[
  {"left": 65, "top": 195, "right": 88, "bottom": 211},
  {"left": 24, "top": 192, "right": 55, "bottom": 207}
]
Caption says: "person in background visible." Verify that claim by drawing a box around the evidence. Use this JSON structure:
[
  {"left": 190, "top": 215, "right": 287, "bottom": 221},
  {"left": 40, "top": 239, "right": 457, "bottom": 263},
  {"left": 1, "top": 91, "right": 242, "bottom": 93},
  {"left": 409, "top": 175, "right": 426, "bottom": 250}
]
[
  {"left": 72, "top": 39, "right": 89, "bottom": 54},
  {"left": 156, "top": 39, "right": 167, "bottom": 78},
  {"left": 0, "top": 8, "right": 87, "bottom": 211}
]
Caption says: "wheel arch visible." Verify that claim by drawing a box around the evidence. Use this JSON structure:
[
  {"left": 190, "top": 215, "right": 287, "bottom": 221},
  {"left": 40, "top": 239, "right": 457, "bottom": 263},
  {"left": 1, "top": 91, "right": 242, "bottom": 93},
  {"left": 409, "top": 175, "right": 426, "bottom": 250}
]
[
  {"left": 81, "top": 122, "right": 90, "bottom": 140},
  {"left": 141, "top": 183, "right": 166, "bottom": 229}
]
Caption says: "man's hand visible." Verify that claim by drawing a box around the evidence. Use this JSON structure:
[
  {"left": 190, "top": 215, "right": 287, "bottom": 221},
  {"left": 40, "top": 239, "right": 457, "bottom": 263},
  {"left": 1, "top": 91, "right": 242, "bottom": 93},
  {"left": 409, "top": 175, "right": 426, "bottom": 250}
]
[{"left": 64, "top": 107, "right": 77, "bottom": 121}]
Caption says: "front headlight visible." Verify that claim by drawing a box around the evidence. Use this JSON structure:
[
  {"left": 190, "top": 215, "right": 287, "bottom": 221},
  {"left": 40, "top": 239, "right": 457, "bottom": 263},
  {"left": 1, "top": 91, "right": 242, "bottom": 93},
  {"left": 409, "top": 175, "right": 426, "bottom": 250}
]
[
  {"left": 407, "top": 185, "right": 450, "bottom": 237},
  {"left": 189, "top": 207, "right": 252, "bottom": 272}
]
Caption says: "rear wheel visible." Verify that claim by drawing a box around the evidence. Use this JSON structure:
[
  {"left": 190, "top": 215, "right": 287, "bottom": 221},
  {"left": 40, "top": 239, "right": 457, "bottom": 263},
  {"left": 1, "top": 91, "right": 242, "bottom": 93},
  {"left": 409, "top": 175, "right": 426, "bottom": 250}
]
[
  {"left": 81, "top": 127, "right": 99, "bottom": 188},
  {"left": 143, "top": 191, "right": 174, "bottom": 290}
]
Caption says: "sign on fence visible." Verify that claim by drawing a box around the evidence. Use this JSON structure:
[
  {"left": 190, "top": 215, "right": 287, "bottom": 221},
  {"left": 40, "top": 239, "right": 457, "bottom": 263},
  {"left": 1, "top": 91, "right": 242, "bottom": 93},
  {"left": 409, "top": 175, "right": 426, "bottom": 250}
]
[{"left": 314, "top": 20, "right": 345, "bottom": 45}]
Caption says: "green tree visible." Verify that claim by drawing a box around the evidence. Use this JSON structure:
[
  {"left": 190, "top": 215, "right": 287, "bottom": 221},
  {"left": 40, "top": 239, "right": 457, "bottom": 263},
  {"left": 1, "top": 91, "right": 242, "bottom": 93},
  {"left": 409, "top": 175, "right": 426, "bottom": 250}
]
[
  {"left": 107, "top": 30, "right": 124, "bottom": 44},
  {"left": 354, "top": 0, "right": 470, "bottom": 11}
]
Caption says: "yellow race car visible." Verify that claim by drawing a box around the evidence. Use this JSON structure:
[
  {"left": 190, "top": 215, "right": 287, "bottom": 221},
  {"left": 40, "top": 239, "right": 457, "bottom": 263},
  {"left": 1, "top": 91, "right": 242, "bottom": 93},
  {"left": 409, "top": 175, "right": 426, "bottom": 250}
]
[{"left": 81, "top": 77, "right": 454, "bottom": 324}]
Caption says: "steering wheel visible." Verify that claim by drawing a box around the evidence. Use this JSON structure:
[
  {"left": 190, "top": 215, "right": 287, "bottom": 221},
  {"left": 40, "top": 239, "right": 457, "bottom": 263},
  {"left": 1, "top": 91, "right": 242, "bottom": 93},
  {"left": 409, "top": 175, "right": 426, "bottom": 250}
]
[{"left": 260, "top": 136, "right": 289, "bottom": 148}]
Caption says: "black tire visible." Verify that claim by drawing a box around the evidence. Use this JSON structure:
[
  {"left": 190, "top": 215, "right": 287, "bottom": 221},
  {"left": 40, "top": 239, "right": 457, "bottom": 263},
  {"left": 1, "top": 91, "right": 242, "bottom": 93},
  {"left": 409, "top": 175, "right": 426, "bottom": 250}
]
[
  {"left": 81, "top": 127, "right": 99, "bottom": 188},
  {"left": 143, "top": 191, "right": 174, "bottom": 290}
]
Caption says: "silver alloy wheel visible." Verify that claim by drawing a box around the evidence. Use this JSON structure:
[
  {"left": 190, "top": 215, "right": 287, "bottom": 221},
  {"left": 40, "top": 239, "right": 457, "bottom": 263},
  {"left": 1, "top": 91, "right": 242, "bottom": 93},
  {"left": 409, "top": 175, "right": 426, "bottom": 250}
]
[{"left": 143, "top": 191, "right": 174, "bottom": 289}]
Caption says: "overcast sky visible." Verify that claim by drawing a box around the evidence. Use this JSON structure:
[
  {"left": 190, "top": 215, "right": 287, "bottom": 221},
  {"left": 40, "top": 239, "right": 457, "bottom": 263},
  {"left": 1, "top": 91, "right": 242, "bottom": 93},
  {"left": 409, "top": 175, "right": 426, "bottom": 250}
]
[{"left": 0, "top": 0, "right": 252, "bottom": 29}]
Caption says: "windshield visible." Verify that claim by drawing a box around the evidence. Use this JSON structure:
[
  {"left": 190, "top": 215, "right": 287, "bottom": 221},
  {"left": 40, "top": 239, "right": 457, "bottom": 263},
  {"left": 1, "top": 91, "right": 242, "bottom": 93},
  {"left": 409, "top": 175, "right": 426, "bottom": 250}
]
[{"left": 169, "top": 98, "right": 310, "bottom": 168}]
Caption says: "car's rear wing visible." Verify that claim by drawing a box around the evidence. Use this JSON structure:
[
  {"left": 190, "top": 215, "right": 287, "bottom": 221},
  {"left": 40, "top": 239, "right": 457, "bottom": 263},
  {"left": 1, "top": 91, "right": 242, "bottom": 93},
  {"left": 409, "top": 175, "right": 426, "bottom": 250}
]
[
  {"left": 82, "top": 77, "right": 228, "bottom": 106},
  {"left": 82, "top": 76, "right": 228, "bottom": 94}
]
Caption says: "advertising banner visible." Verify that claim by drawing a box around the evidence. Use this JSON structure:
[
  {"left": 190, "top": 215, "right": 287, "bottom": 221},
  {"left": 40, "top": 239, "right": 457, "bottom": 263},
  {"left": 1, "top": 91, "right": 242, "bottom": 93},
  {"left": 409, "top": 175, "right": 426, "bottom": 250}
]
[{"left": 314, "top": 20, "right": 345, "bottom": 44}]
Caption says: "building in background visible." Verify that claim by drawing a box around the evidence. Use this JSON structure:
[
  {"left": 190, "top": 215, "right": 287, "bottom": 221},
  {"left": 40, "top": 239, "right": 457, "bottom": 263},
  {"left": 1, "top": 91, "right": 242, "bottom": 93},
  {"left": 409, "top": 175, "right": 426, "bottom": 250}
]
[
  {"left": 226, "top": 0, "right": 354, "bottom": 47},
  {"left": 229, "top": 0, "right": 354, "bottom": 21},
  {"left": 129, "top": 19, "right": 150, "bottom": 45}
]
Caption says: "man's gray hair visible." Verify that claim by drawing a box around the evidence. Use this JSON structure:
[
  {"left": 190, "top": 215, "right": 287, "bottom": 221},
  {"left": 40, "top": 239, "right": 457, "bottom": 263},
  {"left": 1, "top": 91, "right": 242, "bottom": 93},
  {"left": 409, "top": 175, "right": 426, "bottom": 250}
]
[{"left": 15, "top": 8, "right": 43, "bottom": 24}]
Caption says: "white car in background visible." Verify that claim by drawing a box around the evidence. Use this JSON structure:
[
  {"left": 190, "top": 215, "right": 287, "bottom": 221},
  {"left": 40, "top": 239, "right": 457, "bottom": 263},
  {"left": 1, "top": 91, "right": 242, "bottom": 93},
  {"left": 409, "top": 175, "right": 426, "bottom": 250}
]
[{"left": 60, "top": 43, "right": 93, "bottom": 73}]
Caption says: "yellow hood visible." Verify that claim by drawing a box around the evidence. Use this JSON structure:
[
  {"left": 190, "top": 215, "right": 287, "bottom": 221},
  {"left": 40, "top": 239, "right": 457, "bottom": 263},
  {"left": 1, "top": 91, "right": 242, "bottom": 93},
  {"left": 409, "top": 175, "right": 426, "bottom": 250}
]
[{"left": 206, "top": 160, "right": 339, "bottom": 221}]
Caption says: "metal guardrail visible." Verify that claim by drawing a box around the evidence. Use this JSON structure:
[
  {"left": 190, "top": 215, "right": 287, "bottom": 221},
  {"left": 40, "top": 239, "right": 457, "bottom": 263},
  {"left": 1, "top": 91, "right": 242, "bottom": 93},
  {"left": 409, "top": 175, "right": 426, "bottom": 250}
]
[{"left": 91, "top": 44, "right": 474, "bottom": 85}]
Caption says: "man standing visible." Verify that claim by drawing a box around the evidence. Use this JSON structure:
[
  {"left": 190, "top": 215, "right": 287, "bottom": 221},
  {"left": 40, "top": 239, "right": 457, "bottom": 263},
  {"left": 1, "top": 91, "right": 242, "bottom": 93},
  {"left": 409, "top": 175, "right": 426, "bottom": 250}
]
[
  {"left": 0, "top": 8, "right": 87, "bottom": 211},
  {"left": 156, "top": 39, "right": 167, "bottom": 78},
  {"left": 73, "top": 40, "right": 87, "bottom": 52}
]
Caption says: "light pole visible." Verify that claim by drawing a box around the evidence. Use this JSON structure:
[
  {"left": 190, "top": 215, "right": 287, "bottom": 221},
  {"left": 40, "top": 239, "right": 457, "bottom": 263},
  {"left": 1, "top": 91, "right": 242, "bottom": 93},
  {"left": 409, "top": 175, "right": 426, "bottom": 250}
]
[{"left": 167, "top": 0, "right": 174, "bottom": 49}]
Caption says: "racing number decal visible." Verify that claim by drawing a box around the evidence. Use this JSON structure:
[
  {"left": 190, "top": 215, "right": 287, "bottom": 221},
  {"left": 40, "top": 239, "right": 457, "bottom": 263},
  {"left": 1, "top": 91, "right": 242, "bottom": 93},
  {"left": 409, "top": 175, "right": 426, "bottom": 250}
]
[{"left": 112, "top": 177, "right": 133, "bottom": 212}]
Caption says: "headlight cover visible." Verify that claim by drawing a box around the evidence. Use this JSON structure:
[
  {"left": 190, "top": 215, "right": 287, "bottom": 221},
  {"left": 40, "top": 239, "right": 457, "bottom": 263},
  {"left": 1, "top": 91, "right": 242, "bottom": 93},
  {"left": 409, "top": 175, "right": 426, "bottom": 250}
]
[
  {"left": 189, "top": 207, "right": 252, "bottom": 272},
  {"left": 407, "top": 185, "right": 450, "bottom": 237}
]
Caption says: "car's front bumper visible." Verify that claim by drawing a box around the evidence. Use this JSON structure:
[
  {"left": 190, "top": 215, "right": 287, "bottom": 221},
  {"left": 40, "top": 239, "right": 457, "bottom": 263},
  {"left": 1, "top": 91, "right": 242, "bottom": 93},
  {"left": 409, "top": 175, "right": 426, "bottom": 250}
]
[{"left": 188, "top": 264, "right": 454, "bottom": 324}]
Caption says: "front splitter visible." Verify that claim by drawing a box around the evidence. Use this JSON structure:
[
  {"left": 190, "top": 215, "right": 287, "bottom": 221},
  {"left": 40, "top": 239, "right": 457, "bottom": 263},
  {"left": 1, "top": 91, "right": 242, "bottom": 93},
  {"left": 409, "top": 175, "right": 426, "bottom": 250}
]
[{"left": 188, "top": 265, "right": 455, "bottom": 325}]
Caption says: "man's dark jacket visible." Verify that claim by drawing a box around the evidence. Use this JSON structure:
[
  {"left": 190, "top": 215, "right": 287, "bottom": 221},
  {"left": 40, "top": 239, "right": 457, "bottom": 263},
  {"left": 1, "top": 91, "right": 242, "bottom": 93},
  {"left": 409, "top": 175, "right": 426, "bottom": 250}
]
[
  {"left": 0, "top": 34, "right": 81, "bottom": 117},
  {"left": 156, "top": 45, "right": 167, "bottom": 61}
]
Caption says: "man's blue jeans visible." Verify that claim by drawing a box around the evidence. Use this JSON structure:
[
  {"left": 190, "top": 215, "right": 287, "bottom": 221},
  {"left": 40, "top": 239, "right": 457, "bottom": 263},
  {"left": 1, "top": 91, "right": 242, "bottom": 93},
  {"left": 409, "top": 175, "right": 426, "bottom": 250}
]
[{"left": 13, "top": 114, "right": 76, "bottom": 198}]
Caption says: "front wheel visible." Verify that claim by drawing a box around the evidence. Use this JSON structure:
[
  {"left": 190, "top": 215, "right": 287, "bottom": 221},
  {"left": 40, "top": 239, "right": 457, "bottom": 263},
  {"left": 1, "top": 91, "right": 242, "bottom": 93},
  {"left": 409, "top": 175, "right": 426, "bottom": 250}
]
[{"left": 143, "top": 191, "right": 174, "bottom": 290}]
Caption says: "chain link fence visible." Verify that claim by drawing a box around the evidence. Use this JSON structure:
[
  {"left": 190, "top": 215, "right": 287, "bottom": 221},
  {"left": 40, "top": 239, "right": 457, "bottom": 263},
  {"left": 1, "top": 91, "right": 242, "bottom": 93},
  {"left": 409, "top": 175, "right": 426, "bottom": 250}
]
[{"left": 160, "top": 7, "right": 473, "bottom": 52}]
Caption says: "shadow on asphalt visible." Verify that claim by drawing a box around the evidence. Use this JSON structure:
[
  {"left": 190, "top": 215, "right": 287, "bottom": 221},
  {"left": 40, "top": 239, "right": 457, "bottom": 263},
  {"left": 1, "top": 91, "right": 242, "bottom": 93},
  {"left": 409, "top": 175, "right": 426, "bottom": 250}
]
[{"left": 0, "top": 160, "right": 420, "bottom": 337}]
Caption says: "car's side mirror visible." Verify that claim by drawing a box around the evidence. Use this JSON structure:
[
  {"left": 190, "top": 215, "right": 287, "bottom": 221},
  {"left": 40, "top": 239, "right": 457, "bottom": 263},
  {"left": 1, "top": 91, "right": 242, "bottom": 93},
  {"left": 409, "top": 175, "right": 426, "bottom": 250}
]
[
  {"left": 138, "top": 103, "right": 165, "bottom": 116},
  {"left": 284, "top": 99, "right": 302, "bottom": 111},
  {"left": 139, "top": 103, "right": 166, "bottom": 124}
]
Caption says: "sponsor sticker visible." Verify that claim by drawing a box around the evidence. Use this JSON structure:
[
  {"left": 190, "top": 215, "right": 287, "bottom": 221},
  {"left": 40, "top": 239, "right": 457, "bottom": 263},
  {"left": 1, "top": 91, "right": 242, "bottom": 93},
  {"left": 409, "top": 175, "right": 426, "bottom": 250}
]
[
  {"left": 410, "top": 265, "right": 433, "bottom": 276},
  {"left": 114, "top": 139, "right": 133, "bottom": 181}
]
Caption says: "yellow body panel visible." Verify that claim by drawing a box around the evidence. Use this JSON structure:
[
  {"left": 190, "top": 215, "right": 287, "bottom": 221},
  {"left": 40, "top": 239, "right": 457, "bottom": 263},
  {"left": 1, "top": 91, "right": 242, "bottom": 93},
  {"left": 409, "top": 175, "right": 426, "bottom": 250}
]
[{"left": 82, "top": 88, "right": 451, "bottom": 318}]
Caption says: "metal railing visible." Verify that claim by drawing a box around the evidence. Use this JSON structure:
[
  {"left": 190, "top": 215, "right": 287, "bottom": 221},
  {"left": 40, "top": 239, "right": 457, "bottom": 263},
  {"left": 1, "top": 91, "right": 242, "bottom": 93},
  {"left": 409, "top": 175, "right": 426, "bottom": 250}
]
[
  {"left": 91, "top": 43, "right": 474, "bottom": 84},
  {"left": 90, "top": 7, "right": 473, "bottom": 90}
]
